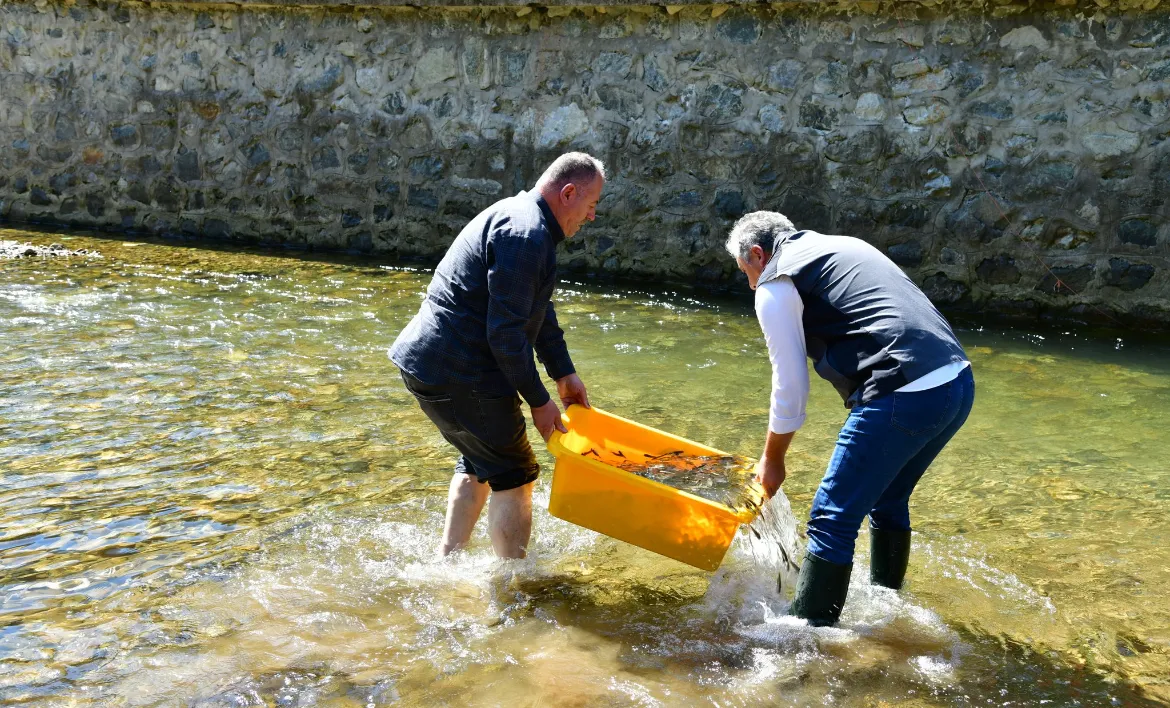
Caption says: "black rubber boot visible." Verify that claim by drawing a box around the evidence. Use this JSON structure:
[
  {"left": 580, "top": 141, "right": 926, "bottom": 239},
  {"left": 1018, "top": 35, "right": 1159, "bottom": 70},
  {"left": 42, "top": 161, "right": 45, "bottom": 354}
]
[
  {"left": 869, "top": 528, "right": 912, "bottom": 590},
  {"left": 789, "top": 552, "right": 853, "bottom": 627}
]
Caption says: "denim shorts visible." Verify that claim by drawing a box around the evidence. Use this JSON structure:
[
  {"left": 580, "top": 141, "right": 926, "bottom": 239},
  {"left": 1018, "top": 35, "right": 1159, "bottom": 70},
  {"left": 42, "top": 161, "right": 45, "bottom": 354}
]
[{"left": 400, "top": 371, "right": 539, "bottom": 492}]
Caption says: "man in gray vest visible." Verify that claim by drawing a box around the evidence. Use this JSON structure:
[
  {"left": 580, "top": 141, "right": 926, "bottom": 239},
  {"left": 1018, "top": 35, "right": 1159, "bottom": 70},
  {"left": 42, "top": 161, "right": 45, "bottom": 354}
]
[{"left": 725, "top": 211, "right": 975, "bottom": 626}]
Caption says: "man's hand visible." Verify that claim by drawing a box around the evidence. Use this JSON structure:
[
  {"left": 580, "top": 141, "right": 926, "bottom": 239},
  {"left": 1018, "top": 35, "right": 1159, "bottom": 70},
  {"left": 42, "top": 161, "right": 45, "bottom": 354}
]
[
  {"left": 755, "top": 429, "right": 795, "bottom": 498},
  {"left": 555, "top": 373, "right": 590, "bottom": 410},
  {"left": 755, "top": 456, "right": 787, "bottom": 499},
  {"left": 531, "top": 399, "right": 568, "bottom": 441}
]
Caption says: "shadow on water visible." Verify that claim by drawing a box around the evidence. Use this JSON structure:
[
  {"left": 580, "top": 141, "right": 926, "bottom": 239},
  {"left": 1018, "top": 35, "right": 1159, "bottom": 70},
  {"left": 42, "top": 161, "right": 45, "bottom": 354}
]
[
  {"left": 948, "top": 632, "right": 1167, "bottom": 708},
  {"left": 500, "top": 576, "right": 1166, "bottom": 707},
  {"left": 10, "top": 221, "right": 1170, "bottom": 340}
]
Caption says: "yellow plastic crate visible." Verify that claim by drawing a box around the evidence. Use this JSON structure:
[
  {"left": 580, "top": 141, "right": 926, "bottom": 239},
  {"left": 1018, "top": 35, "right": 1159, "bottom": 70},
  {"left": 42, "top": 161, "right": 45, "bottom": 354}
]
[{"left": 546, "top": 405, "right": 764, "bottom": 571}]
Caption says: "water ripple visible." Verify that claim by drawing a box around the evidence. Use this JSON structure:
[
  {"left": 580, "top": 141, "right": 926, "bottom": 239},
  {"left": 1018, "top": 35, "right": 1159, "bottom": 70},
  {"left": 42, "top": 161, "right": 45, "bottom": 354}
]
[{"left": 1, "top": 230, "right": 1167, "bottom": 706}]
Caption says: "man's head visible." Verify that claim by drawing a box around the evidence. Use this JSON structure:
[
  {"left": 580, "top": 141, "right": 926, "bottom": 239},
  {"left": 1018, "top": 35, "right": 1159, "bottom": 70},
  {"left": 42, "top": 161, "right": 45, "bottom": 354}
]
[
  {"left": 535, "top": 152, "right": 606, "bottom": 238},
  {"left": 725, "top": 211, "right": 799, "bottom": 290}
]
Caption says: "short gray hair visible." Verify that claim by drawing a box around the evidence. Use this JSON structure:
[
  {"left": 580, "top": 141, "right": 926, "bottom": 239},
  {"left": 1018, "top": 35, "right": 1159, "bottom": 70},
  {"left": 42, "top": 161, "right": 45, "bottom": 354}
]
[
  {"left": 724, "top": 211, "right": 798, "bottom": 261},
  {"left": 535, "top": 152, "right": 607, "bottom": 191}
]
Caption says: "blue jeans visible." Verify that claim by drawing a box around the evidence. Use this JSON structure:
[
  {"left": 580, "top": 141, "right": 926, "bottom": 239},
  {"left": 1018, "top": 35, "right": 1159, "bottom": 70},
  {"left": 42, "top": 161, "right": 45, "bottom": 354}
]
[{"left": 805, "top": 367, "right": 975, "bottom": 565}]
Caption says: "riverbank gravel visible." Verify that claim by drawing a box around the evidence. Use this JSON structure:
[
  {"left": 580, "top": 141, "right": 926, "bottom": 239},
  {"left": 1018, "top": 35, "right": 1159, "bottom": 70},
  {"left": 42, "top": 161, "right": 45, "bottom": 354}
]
[{"left": 0, "top": 241, "right": 101, "bottom": 259}]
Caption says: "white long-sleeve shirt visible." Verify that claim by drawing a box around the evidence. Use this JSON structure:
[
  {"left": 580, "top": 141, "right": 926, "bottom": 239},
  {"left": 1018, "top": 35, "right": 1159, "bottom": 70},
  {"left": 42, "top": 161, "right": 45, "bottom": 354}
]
[
  {"left": 755, "top": 277, "right": 810, "bottom": 434},
  {"left": 755, "top": 276, "right": 970, "bottom": 434}
]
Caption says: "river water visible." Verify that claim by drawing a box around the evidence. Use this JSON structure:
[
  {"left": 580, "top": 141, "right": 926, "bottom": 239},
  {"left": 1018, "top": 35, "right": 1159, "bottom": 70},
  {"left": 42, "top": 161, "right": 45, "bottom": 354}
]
[{"left": 2, "top": 228, "right": 1168, "bottom": 707}]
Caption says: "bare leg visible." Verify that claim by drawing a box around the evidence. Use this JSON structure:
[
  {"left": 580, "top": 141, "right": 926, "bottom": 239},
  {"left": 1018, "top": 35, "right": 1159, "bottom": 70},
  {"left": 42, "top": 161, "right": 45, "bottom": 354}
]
[
  {"left": 487, "top": 481, "right": 534, "bottom": 559},
  {"left": 440, "top": 473, "right": 490, "bottom": 556}
]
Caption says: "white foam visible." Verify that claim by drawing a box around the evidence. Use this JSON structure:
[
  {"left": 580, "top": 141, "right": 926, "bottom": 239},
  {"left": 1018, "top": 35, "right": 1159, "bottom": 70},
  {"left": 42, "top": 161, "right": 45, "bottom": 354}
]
[{"left": 919, "top": 536, "right": 1057, "bottom": 613}]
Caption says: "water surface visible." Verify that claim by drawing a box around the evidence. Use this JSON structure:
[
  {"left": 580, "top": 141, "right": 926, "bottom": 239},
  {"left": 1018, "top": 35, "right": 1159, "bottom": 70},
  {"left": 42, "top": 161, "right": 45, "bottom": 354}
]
[{"left": 2, "top": 228, "right": 1169, "bottom": 706}]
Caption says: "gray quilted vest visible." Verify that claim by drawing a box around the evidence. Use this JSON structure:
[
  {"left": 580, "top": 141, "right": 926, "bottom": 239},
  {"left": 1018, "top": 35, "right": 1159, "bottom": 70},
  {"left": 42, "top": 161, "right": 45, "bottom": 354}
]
[{"left": 758, "top": 230, "right": 967, "bottom": 408}]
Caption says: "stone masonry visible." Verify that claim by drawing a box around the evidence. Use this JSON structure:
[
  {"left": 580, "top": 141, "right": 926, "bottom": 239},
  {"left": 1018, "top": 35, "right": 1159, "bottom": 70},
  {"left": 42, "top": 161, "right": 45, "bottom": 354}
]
[{"left": 2, "top": 0, "right": 1169, "bottom": 325}]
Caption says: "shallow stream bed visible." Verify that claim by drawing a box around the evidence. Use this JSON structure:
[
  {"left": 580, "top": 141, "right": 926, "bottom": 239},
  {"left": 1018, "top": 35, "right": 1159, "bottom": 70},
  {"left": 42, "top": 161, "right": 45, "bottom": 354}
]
[{"left": 2, "top": 228, "right": 1169, "bottom": 706}]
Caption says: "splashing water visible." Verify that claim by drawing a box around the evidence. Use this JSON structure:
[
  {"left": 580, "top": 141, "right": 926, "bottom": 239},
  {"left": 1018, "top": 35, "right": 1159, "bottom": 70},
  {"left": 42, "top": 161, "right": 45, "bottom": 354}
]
[
  {"left": 614, "top": 452, "right": 804, "bottom": 588},
  {"left": 743, "top": 491, "right": 805, "bottom": 593}
]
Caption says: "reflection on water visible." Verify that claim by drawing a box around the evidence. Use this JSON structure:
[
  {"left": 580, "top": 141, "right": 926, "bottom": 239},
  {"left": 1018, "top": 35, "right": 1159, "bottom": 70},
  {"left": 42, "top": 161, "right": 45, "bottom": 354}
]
[{"left": 2, "top": 228, "right": 1169, "bottom": 706}]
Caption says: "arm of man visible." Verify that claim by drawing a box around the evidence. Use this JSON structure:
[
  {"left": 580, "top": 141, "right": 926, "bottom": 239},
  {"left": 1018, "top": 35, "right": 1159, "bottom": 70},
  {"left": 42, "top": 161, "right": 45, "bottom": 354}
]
[
  {"left": 485, "top": 227, "right": 555, "bottom": 410},
  {"left": 534, "top": 301, "right": 589, "bottom": 409},
  {"left": 754, "top": 276, "right": 809, "bottom": 497}
]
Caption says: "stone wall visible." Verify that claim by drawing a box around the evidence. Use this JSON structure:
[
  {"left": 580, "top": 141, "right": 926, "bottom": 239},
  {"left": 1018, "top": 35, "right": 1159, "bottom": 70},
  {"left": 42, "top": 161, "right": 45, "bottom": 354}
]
[{"left": 2, "top": 0, "right": 1170, "bottom": 325}]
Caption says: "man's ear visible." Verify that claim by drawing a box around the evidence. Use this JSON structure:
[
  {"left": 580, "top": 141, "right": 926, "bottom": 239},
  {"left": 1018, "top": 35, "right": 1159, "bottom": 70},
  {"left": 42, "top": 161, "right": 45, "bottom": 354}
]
[
  {"left": 559, "top": 182, "right": 577, "bottom": 204},
  {"left": 750, "top": 244, "right": 765, "bottom": 264}
]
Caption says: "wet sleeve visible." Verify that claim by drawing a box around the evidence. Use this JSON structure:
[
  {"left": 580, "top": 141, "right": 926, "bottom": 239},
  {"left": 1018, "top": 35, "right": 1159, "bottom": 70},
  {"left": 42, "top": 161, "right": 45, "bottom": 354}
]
[
  {"left": 755, "top": 277, "right": 809, "bottom": 434},
  {"left": 485, "top": 227, "right": 552, "bottom": 408},
  {"left": 534, "top": 300, "right": 576, "bottom": 381}
]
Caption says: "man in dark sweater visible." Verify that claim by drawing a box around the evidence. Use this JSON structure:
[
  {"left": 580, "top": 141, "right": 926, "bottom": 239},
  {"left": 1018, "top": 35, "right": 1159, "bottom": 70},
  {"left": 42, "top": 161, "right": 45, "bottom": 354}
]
[
  {"left": 390, "top": 153, "right": 605, "bottom": 559},
  {"left": 726, "top": 211, "right": 974, "bottom": 626}
]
